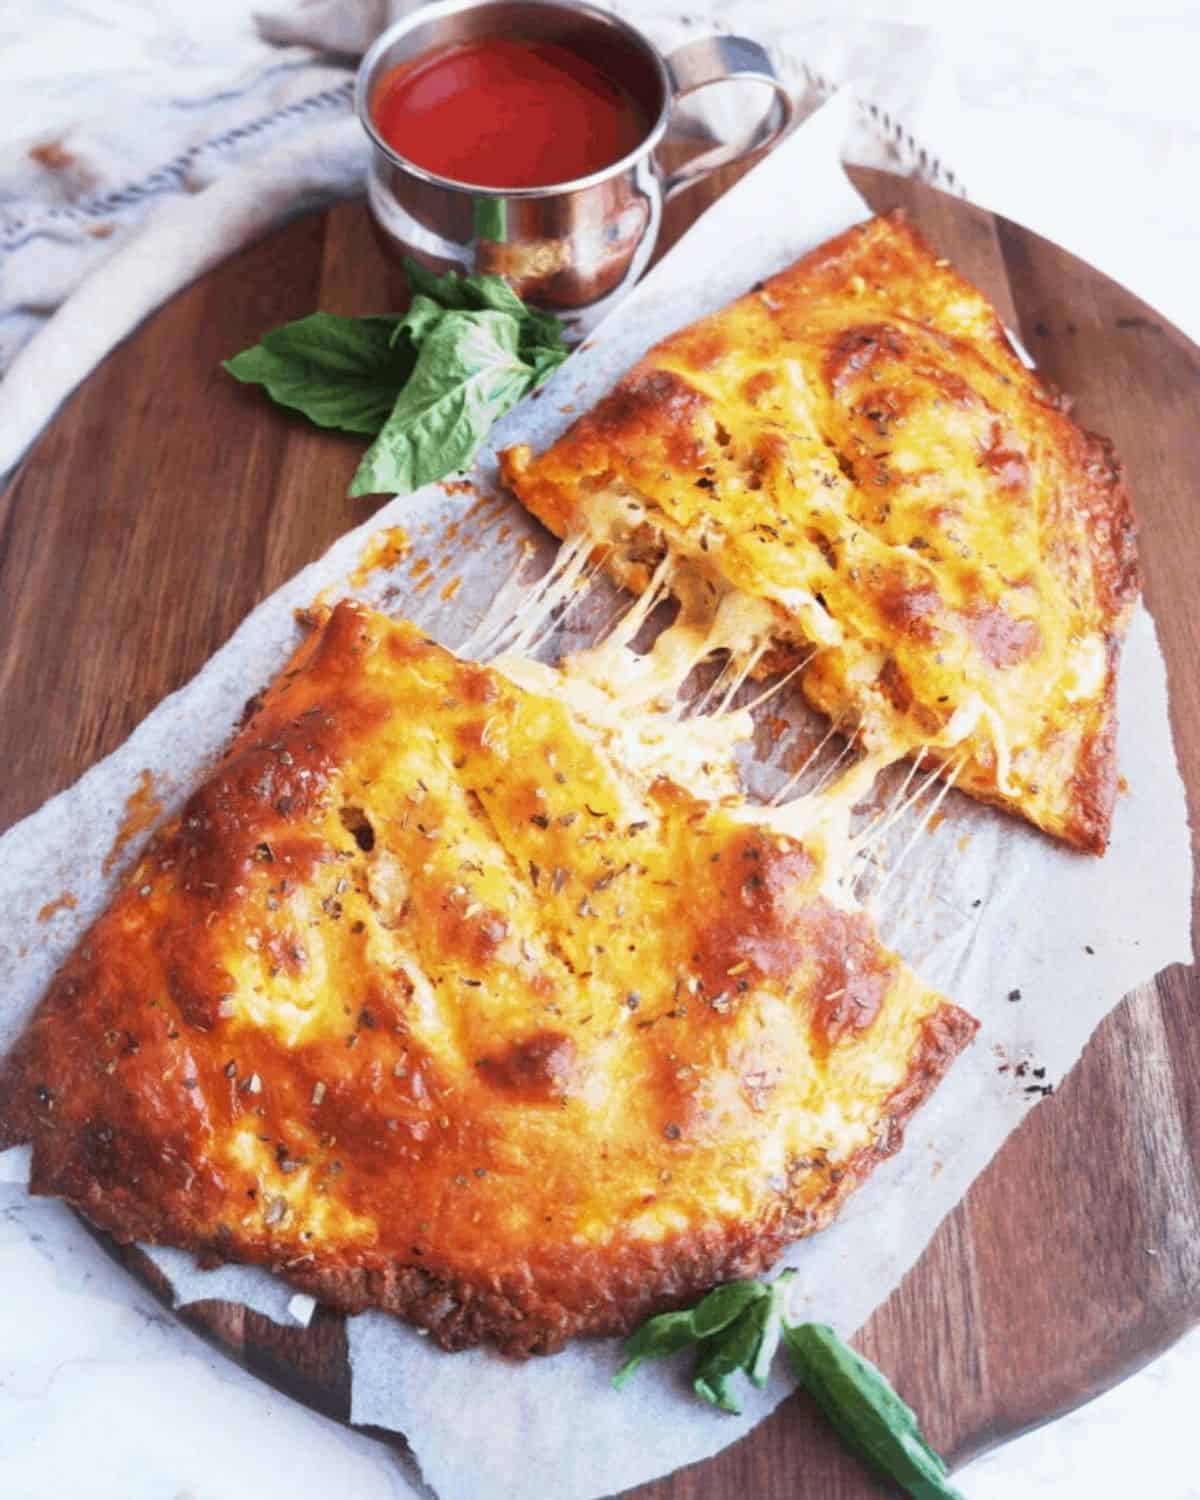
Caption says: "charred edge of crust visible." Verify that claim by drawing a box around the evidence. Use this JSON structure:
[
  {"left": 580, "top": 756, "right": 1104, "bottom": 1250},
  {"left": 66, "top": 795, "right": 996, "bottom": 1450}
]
[
  {"left": 760, "top": 1001, "right": 979, "bottom": 1254},
  {"left": 0, "top": 1053, "right": 33, "bottom": 1150},
  {"left": 7, "top": 1005, "right": 976, "bottom": 1359},
  {"left": 1082, "top": 429, "right": 1141, "bottom": 619},
  {"left": 1040, "top": 428, "right": 1137, "bottom": 854},
  {"left": 904, "top": 741, "right": 1111, "bottom": 856},
  {"left": 1062, "top": 644, "right": 1123, "bottom": 857}
]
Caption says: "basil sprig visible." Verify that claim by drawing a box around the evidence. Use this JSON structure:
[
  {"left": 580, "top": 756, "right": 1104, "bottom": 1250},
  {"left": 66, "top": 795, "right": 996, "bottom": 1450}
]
[
  {"left": 785, "top": 1321, "right": 965, "bottom": 1500},
  {"left": 614, "top": 1279, "right": 765, "bottom": 1400},
  {"left": 222, "top": 312, "right": 417, "bottom": 436},
  {"left": 615, "top": 1272, "right": 965, "bottom": 1500},
  {"left": 223, "top": 261, "right": 569, "bottom": 497}
]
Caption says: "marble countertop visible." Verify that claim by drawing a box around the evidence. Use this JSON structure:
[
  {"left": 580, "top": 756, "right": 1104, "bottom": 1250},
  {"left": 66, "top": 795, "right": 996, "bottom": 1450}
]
[{"left": 1, "top": 1, "right": 1197, "bottom": 1496}]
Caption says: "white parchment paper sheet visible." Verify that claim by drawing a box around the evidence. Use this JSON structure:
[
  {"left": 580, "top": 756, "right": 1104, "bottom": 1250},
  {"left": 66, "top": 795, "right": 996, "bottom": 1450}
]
[{"left": 0, "top": 95, "right": 1191, "bottom": 1499}]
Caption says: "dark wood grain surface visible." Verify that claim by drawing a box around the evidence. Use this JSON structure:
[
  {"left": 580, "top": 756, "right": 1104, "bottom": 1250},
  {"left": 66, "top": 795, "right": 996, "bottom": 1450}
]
[{"left": 2, "top": 157, "right": 1197, "bottom": 1499}]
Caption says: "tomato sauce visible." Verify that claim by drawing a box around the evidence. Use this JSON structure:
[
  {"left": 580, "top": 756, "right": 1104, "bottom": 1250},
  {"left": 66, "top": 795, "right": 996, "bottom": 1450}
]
[{"left": 371, "top": 37, "right": 649, "bottom": 189}]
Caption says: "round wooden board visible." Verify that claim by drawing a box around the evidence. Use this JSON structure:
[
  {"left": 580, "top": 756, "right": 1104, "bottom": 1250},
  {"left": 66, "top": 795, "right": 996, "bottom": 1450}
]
[{"left": 3, "top": 156, "right": 1198, "bottom": 1498}]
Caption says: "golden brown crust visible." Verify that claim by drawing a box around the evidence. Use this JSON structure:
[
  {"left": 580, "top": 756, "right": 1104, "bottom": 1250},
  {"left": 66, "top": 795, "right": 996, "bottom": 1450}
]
[
  {"left": 500, "top": 212, "right": 1140, "bottom": 854},
  {"left": 0, "top": 602, "right": 975, "bottom": 1355},
  {"left": 271, "top": 1002, "right": 977, "bottom": 1353}
]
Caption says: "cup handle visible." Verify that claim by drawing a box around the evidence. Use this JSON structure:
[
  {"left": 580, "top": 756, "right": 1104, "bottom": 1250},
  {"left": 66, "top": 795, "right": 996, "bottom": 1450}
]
[{"left": 661, "top": 36, "right": 795, "bottom": 201}]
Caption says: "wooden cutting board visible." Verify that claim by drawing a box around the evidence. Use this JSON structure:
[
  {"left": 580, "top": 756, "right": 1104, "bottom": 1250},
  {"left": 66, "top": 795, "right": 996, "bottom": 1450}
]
[{"left": 2, "top": 155, "right": 1198, "bottom": 1498}]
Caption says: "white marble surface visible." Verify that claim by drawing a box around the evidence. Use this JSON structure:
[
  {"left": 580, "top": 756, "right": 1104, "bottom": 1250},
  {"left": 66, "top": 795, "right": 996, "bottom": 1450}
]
[{"left": 1, "top": 1, "right": 1198, "bottom": 1496}]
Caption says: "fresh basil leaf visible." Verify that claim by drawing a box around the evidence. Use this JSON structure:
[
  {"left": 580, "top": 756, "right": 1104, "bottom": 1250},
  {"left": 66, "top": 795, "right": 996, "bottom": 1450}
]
[
  {"left": 692, "top": 1353, "right": 742, "bottom": 1414},
  {"left": 519, "top": 305, "right": 570, "bottom": 356},
  {"left": 226, "top": 266, "right": 568, "bottom": 489},
  {"left": 612, "top": 1310, "right": 701, "bottom": 1390},
  {"left": 784, "top": 1324, "right": 965, "bottom": 1500},
  {"left": 224, "top": 312, "right": 411, "bottom": 435},
  {"left": 348, "top": 309, "right": 534, "bottom": 497},
  {"left": 692, "top": 1279, "right": 793, "bottom": 1413},
  {"left": 689, "top": 1280, "right": 766, "bottom": 1338},
  {"left": 691, "top": 1299, "right": 769, "bottom": 1415},
  {"left": 400, "top": 257, "right": 467, "bottom": 307},
  {"left": 402, "top": 258, "right": 568, "bottom": 363},
  {"left": 614, "top": 1276, "right": 960, "bottom": 1496},
  {"left": 525, "top": 342, "right": 570, "bottom": 389},
  {"left": 394, "top": 293, "right": 448, "bottom": 350},
  {"left": 747, "top": 1276, "right": 791, "bottom": 1388},
  {"left": 613, "top": 1280, "right": 765, "bottom": 1390},
  {"left": 402, "top": 257, "right": 528, "bottom": 319}
]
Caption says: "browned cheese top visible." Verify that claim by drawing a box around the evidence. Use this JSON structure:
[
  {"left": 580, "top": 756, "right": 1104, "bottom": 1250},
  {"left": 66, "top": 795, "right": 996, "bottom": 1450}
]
[
  {"left": 501, "top": 213, "right": 1141, "bottom": 852},
  {"left": 0, "top": 602, "right": 975, "bottom": 1353}
]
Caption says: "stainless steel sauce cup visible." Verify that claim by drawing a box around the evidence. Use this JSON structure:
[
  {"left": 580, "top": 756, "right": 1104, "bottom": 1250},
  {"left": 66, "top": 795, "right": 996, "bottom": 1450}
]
[{"left": 356, "top": 0, "right": 793, "bottom": 330}]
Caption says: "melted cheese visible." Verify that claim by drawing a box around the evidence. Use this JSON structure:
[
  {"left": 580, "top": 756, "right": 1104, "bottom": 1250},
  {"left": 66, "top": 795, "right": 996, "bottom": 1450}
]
[
  {"left": 1064, "top": 634, "right": 1108, "bottom": 703},
  {"left": 500, "top": 213, "right": 1138, "bottom": 854},
  {"left": 492, "top": 516, "right": 917, "bottom": 908},
  {"left": 501, "top": 530, "right": 597, "bottom": 655},
  {"left": 494, "top": 548, "right": 915, "bottom": 913},
  {"left": 491, "top": 648, "right": 750, "bottom": 804},
  {"left": 939, "top": 694, "right": 1017, "bottom": 796},
  {"left": 753, "top": 742, "right": 903, "bottom": 907}
]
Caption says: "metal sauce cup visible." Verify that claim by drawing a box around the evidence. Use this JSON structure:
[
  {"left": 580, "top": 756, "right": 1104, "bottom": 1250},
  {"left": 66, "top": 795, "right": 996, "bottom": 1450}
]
[{"left": 356, "top": 0, "right": 793, "bottom": 331}]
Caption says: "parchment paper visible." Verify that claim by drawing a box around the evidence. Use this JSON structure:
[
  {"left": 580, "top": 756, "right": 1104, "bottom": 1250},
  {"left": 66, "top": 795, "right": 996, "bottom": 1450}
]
[{"left": 0, "top": 94, "right": 1191, "bottom": 1499}]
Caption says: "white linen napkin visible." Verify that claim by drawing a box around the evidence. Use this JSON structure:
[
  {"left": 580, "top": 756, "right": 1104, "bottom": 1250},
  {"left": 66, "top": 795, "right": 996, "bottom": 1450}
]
[{"left": 0, "top": 0, "right": 961, "bottom": 479}]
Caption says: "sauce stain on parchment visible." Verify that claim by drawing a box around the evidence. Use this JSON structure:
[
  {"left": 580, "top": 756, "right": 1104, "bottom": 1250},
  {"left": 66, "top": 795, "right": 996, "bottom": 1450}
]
[
  {"left": 37, "top": 891, "right": 78, "bottom": 923},
  {"left": 103, "top": 769, "right": 163, "bottom": 874},
  {"left": 350, "top": 526, "right": 412, "bottom": 587},
  {"left": 462, "top": 490, "right": 511, "bottom": 528},
  {"left": 29, "top": 140, "right": 76, "bottom": 171}
]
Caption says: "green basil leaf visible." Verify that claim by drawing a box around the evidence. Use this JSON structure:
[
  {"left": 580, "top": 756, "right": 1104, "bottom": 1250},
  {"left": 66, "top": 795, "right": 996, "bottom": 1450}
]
[
  {"left": 691, "top": 1300, "right": 769, "bottom": 1416},
  {"left": 612, "top": 1310, "right": 700, "bottom": 1390},
  {"left": 612, "top": 1280, "right": 765, "bottom": 1390},
  {"left": 692, "top": 1280, "right": 793, "bottom": 1413},
  {"left": 689, "top": 1280, "right": 767, "bottom": 1338},
  {"left": 747, "top": 1280, "right": 789, "bottom": 1388},
  {"left": 224, "top": 312, "right": 411, "bottom": 435},
  {"left": 394, "top": 293, "right": 448, "bottom": 350},
  {"left": 348, "top": 309, "right": 534, "bottom": 497},
  {"left": 692, "top": 1360, "right": 742, "bottom": 1415},
  {"left": 519, "top": 305, "right": 570, "bottom": 356},
  {"left": 784, "top": 1324, "right": 964, "bottom": 1500},
  {"left": 402, "top": 258, "right": 568, "bottom": 364},
  {"left": 524, "top": 343, "right": 570, "bottom": 389},
  {"left": 402, "top": 257, "right": 528, "bottom": 319}
]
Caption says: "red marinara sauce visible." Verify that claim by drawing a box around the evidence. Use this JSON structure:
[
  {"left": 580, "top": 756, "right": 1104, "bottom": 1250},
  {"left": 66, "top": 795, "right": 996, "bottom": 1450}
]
[{"left": 371, "top": 37, "right": 649, "bottom": 189}]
